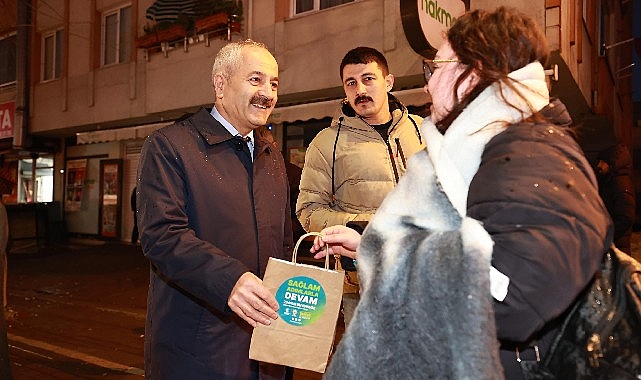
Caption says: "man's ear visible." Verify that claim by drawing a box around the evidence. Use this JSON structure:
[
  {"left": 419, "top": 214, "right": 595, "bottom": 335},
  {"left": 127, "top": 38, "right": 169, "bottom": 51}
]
[
  {"left": 385, "top": 74, "right": 394, "bottom": 92},
  {"left": 213, "top": 73, "right": 225, "bottom": 99}
]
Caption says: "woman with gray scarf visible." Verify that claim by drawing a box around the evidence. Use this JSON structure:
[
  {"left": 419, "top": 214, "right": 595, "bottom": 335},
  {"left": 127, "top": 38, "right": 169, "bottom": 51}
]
[{"left": 310, "top": 7, "right": 611, "bottom": 379}]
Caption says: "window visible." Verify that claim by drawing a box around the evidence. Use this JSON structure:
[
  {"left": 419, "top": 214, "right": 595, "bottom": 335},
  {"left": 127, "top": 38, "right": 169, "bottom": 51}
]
[
  {"left": 18, "top": 156, "right": 54, "bottom": 203},
  {"left": 0, "top": 34, "right": 16, "bottom": 86},
  {"left": 293, "top": 0, "right": 354, "bottom": 15},
  {"left": 102, "top": 5, "right": 131, "bottom": 66},
  {"left": 42, "top": 29, "right": 64, "bottom": 81}
]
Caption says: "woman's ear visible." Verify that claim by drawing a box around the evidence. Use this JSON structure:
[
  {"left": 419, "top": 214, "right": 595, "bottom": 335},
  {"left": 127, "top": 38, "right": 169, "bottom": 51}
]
[
  {"left": 457, "top": 68, "right": 481, "bottom": 100},
  {"left": 469, "top": 69, "right": 481, "bottom": 87}
]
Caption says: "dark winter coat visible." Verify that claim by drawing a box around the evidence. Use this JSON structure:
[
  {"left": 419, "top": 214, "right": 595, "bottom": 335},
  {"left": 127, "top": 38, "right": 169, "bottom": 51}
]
[
  {"left": 467, "top": 102, "right": 613, "bottom": 377},
  {"left": 137, "top": 108, "right": 293, "bottom": 380}
]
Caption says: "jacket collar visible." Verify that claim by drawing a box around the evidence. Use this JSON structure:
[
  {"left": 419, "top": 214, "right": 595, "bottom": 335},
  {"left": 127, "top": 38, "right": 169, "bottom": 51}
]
[
  {"left": 191, "top": 107, "right": 272, "bottom": 156},
  {"left": 191, "top": 107, "right": 233, "bottom": 145}
]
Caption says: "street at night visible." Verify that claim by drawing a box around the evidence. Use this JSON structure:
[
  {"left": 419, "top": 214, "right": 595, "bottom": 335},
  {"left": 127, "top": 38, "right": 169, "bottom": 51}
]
[
  {"left": 4, "top": 233, "right": 641, "bottom": 378},
  {"left": 6, "top": 239, "right": 147, "bottom": 379},
  {"left": 0, "top": 0, "right": 638, "bottom": 378},
  {"left": 4, "top": 238, "right": 324, "bottom": 379}
]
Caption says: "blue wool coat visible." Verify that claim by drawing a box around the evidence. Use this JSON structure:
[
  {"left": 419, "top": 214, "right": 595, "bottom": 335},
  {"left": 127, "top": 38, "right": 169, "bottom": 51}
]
[{"left": 137, "top": 108, "right": 293, "bottom": 380}]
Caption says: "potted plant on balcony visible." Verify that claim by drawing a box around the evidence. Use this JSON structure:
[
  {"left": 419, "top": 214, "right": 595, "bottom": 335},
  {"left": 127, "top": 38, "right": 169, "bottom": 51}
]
[
  {"left": 193, "top": 0, "right": 242, "bottom": 35},
  {"left": 136, "top": 15, "right": 191, "bottom": 49}
]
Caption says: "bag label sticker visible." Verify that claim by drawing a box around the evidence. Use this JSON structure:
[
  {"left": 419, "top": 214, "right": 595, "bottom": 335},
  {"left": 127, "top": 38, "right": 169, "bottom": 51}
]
[{"left": 276, "top": 276, "right": 327, "bottom": 326}]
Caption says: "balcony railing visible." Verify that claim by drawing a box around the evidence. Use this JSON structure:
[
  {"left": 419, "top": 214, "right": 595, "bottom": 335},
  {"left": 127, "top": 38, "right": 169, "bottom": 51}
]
[{"left": 135, "top": 12, "right": 241, "bottom": 59}]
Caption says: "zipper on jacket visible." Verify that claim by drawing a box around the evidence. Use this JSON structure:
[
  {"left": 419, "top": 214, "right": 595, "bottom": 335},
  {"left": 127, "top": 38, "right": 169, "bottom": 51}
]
[
  {"left": 386, "top": 140, "right": 400, "bottom": 183},
  {"left": 395, "top": 138, "right": 407, "bottom": 169}
]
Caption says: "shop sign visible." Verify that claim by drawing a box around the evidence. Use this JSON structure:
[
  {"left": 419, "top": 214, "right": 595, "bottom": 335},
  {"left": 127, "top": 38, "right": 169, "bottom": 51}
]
[
  {"left": 401, "top": 0, "right": 466, "bottom": 58},
  {"left": 0, "top": 101, "right": 15, "bottom": 139}
]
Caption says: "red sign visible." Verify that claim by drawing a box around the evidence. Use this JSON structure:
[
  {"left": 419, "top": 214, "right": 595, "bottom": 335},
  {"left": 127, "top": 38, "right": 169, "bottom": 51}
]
[{"left": 0, "top": 101, "right": 15, "bottom": 139}]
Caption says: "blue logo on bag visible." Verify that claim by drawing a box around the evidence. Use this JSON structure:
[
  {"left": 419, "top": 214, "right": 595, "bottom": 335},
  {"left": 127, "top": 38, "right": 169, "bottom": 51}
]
[{"left": 275, "top": 276, "right": 327, "bottom": 326}]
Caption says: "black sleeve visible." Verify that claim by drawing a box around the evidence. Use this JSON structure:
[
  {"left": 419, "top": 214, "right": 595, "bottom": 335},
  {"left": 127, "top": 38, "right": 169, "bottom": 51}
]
[{"left": 467, "top": 125, "right": 612, "bottom": 342}]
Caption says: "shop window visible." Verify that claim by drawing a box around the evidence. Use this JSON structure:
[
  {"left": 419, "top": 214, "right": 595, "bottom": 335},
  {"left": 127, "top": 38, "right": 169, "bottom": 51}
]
[
  {"left": 293, "top": 0, "right": 354, "bottom": 15},
  {"left": 102, "top": 5, "right": 131, "bottom": 66},
  {"left": 0, "top": 34, "right": 17, "bottom": 87},
  {"left": 18, "top": 156, "right": 54, "bottom": 203},
  {"left": 283, "top": 118, "right": 331, "bottom": 168},
  {"left": 42, "top": 29, "right": 64, "bottom": 81}
]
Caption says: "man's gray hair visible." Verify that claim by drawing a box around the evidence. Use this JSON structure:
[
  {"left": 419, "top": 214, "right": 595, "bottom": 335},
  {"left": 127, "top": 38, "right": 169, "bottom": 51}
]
[{"left": 211, "top": 39, "right": 269, "bottom": 94}]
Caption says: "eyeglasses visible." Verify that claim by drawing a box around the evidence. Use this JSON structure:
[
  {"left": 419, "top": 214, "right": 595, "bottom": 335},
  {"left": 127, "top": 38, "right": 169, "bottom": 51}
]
[{"left": 423, "top": 59, "right": 461, "bottom": 83}]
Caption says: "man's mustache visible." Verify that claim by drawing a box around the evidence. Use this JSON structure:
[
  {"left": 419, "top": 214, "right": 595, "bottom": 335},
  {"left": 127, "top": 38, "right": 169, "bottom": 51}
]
[
  {"left": 250, "top": 95, "right": 274, "bottom": 108},
  {"left": 354, "top": 95, "right": 373, "bottom": 104}
]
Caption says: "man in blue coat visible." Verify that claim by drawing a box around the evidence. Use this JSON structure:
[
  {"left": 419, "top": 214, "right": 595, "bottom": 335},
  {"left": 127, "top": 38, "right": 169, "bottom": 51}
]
[{"left": 137, "top": 39, "right": 293, "bottom": 380}]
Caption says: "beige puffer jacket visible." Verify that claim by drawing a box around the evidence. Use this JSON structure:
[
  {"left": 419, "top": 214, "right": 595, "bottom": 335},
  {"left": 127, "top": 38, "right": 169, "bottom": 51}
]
[{"left": 296, "top": 95, "right": 424, "bottom": 233}]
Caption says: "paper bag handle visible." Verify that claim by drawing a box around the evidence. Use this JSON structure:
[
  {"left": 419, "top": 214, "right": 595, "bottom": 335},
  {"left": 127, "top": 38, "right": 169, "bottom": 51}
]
[{"left": 293, "top": 232, "right": 332, "bottom": 270}]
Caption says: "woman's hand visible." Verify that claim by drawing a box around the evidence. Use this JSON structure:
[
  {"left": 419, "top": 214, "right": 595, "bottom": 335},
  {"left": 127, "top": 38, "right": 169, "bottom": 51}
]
[{"left": 310, "top": 225, "right": 361, "bottom": 260}]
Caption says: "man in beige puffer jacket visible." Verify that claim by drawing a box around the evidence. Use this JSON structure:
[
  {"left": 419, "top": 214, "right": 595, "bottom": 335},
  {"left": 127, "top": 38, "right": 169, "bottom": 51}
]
[
  {"left": 297, "top": 47, "right": 424, "bottom": 234},
  {"left": 296, "top": 47, "right": 425, "bottom": 324}
]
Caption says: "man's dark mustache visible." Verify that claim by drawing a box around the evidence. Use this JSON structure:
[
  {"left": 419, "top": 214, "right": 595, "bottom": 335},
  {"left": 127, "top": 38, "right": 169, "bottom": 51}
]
[
  {"left": 355, "top": 95, "right": 373, "bottom": 104},
  {"left": 250, "top": 95, "right": 273, "bottom": 108}
]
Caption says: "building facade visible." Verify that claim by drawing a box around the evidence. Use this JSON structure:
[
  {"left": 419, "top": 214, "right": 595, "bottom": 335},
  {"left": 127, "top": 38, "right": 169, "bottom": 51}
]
[{"left": 0, "top": 0, "right": 636, "bottom": 242}]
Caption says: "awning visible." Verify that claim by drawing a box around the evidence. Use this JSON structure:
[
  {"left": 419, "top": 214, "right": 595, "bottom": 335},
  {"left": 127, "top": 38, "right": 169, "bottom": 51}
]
[
  {"left": 76, "top": 89, "right": 430, "bottom": 144},
  {"left": 76, "top": 122, "right": 170, "bottom": 145},
  {"left": 146, "top": 0, "right": 198, "bottom": 23},
  {"left": 271, "top": 88, "right": 429, "bottom": 124}
]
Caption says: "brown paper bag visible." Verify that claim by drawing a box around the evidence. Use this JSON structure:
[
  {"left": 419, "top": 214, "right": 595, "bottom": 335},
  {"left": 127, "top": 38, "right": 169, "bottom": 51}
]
[{"left": 249, "top": 232, "right": 344, "bottom": 373}]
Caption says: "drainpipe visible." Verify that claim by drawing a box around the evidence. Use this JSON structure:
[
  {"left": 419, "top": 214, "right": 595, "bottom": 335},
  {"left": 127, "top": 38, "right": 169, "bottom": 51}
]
[{"left": 14, "top": 0, "right": 31, "bottom": 149}]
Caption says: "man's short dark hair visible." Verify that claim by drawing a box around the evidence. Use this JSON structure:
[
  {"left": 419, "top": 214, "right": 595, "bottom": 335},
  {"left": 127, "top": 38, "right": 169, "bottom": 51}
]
[{"left": 340, "top": 47, "right": 389, "bottom": 80}]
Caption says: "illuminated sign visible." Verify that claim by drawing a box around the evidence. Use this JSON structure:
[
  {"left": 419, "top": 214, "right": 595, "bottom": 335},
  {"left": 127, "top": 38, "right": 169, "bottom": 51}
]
[
  {"left": 401, "top": 0, "right": 466, "bottom": 58},
  {"left": 0, "top": 101, "right": 15, "bottom": 139}
]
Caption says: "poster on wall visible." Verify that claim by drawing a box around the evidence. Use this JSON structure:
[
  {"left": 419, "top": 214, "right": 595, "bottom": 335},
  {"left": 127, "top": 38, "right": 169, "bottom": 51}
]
[
  {"left": 0, "top": 161, "right": 18, "bottom": 204},
  {"left": 65, "top": 159, "right": 87, "bottom": 211},
  {"left": 99, "top": 159, "right": 122, "bottom": 239}
]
